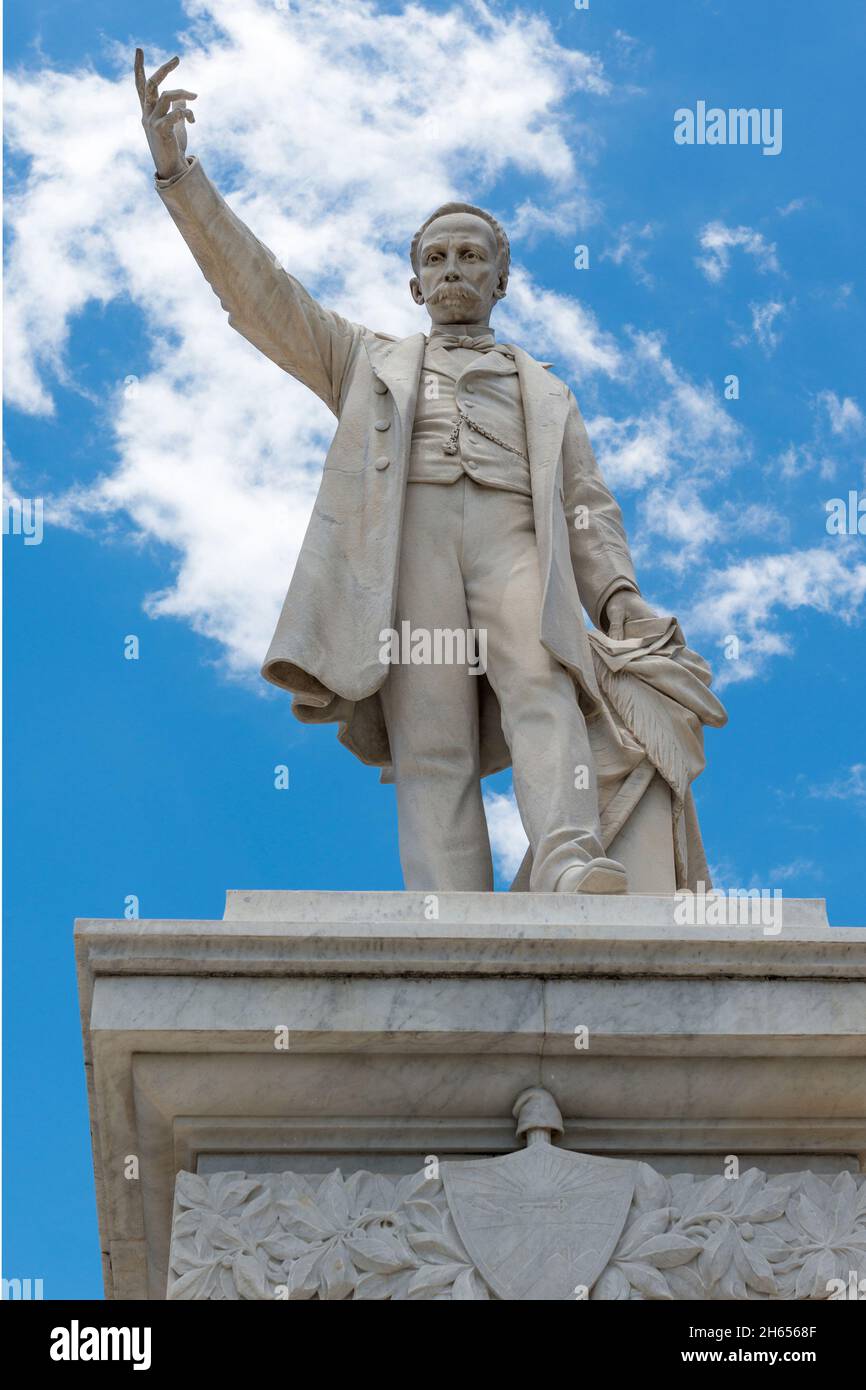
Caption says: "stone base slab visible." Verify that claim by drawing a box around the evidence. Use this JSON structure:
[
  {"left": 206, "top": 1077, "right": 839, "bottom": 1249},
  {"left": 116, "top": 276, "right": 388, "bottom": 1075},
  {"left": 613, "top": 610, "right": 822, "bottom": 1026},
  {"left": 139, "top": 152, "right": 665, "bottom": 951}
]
[{"left": 75, "top": 891, "right": 866, "bottom": 1299}]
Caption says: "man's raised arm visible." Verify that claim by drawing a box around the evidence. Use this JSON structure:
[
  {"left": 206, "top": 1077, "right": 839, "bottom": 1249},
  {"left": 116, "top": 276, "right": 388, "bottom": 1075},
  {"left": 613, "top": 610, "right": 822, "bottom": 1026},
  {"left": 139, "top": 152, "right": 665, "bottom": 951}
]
[{"left": 135, "top": 49, "right": 361, "bottom": 415}]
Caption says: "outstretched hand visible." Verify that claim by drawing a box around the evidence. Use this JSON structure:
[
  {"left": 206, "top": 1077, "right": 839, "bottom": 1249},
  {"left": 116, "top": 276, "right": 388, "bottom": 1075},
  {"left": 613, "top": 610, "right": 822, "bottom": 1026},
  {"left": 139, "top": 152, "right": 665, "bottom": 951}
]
[{"left": 134, "top": 48, "right": 197, "bottom": 182}]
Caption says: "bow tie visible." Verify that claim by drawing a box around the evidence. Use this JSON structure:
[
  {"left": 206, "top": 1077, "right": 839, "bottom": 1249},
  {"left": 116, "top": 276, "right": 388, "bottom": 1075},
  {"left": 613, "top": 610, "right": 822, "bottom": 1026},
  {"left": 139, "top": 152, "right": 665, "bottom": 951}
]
[{"left": 431, "top": 332, "right": 498, "bottom": 352}]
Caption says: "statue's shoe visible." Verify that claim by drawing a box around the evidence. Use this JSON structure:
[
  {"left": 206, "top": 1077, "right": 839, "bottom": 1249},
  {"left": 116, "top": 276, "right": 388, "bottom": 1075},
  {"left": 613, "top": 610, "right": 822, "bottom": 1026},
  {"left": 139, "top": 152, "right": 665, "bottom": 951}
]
[{"left": 554, "top": 857, "right": 628, "bottom": 895}]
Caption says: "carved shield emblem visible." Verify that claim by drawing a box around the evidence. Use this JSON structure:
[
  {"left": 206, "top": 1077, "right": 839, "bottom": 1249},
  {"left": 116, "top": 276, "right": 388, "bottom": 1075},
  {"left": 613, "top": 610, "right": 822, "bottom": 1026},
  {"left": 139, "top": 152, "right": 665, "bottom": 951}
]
[{"left": 443, "top": 1145, "right": 636, "bottom": 1300}]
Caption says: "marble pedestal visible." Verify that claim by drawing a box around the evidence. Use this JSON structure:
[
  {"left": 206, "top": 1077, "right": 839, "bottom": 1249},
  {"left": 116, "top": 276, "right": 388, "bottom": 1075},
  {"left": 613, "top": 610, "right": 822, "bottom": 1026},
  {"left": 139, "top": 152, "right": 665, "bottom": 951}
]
[{"left": 75, "top": 891, "right": 866, "bottom": 1300}]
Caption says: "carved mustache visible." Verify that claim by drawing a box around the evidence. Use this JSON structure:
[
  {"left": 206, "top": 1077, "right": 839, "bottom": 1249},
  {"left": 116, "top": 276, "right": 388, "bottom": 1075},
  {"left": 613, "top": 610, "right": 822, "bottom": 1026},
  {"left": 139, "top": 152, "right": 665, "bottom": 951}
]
[{"left": 428, "top": 281, "right": 483, "bottom": 305}]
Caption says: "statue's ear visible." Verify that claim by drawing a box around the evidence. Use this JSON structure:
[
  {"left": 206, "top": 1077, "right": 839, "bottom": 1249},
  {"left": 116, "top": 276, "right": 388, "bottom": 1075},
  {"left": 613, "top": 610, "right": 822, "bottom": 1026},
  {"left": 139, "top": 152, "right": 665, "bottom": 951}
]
[
  {"left": 409, "top": 276, "right": 425, "bottom": 306},
  {"left": 493, "top": 270, "right": 508, "bottom": 301}
]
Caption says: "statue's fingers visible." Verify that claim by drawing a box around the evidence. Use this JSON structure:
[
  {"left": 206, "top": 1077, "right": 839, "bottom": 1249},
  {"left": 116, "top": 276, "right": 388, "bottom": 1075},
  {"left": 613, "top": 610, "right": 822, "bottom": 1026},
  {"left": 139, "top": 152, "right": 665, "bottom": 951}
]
[
  {"left": 144, "top": 55, "right": 180, "bottom": 107},
  {"left": 150, "top": 56, "right": 180, "bottom": 87},
  {"left": 134, "top": 48, "right": 147, "bottom": 108},
  {"left": 152, "top": 89, "right": 197, "bottom": 118},
  {"left": 162, "top": 105, "right": 195, "bottom": 129}
]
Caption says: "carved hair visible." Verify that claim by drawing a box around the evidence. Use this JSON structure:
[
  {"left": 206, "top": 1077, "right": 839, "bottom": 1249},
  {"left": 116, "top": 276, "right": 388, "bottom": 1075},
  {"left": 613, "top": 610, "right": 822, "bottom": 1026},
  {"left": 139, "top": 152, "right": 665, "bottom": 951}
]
[{"left": 410, "top": 202, "right": 511, "bottom": 285}]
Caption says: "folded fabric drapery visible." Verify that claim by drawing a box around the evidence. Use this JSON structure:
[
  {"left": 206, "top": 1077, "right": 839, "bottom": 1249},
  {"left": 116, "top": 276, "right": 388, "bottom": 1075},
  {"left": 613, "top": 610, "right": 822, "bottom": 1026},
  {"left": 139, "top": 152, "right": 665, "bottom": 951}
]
[{"left": 509, "top": 616, "right": 727, "bottom": 892}]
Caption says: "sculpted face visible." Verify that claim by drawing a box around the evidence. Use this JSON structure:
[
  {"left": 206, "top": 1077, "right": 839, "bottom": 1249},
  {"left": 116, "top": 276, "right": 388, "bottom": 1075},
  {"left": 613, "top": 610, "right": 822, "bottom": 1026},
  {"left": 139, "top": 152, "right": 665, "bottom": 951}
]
[{"left": 411, "top": 212, "right": 506, "bottom": 326}]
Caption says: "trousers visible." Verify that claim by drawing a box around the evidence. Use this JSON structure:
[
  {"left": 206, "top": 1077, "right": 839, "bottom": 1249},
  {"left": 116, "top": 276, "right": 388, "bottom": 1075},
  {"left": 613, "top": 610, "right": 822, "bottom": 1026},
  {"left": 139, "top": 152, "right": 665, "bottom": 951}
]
[{"left": 379, "top": 477, "right": 606, "bottom": 891}]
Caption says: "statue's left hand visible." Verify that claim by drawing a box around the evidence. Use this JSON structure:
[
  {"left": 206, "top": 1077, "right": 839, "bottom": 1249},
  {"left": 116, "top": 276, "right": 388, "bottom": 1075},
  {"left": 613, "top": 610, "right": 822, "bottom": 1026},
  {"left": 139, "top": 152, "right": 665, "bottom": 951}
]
[{"left": 604, "top": 590, "right": 658, "bottom": 639}]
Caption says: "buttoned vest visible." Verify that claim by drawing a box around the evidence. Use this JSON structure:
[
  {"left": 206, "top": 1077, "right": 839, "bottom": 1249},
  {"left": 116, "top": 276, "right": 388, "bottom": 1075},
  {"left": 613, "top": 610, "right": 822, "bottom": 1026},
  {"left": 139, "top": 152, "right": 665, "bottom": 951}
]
[{"left": 408, "top": 341, "right": 531, "bottom": 496}]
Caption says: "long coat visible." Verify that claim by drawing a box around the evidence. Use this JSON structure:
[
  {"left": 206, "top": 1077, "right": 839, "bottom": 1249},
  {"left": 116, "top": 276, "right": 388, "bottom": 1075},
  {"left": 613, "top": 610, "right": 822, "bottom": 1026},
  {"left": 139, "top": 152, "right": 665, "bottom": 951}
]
[{"left": 158, "top": 159, "right": 639, "bottom": 776}]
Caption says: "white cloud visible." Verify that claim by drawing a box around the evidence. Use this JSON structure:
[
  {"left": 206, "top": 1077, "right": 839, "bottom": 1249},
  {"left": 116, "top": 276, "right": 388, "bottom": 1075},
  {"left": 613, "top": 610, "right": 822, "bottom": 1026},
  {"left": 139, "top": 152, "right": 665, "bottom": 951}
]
[
  {"left": 483, "top": 788, "right": 528, "bottom": 879},
  {"left": 587, "top": 330, "right": 744, "bottom": 493},
  {"left": 740, "top": 299, "right": 787, "bottom": 354},
  {"left": 4, "top": 0, "right": 618, "bottom": 675},
  {"left": 635, "top": 486, "right": 721, "bottom": 575},
  {"left": 2, "top": 0, "right": 840, "bottom": 694},
  {"left": 686, "top": 546, "right": 866, "bottom": 685},
  {"left": 601, "top": 221, "right": 657, "bottom": 286},
  {"left": 775, "top": 443, "right": 836, "bottom": 482},
  {"left": 777, "top": 197, "right": 807, "bottom": 218},
  {"left": 611, "top": 29, "right": 652, "bottom": 71},
  {"left": 817, "top": 390, "right": 865, "bottom": 437},
  {"left": 509, "top": 195, "right": 598, "bottom": 244},
  {"left": 613, "top": 30, "right": 640, "bottom": 55},
  {"left": 499, "top": 270, "right": 621, "bottom": 379},
  {"left": 809, "top": 764, "right": 866, "bottom": 803},
  {"left": 772, "top": 389, "right": 863, "bottom": 484},
  {"left": 696, "top": 221, "right": 781, "bottom": 283},
  {"left": 636, "top": 489, "right": 787, "bottom": 576},
  {"left": 767, "top": 859, "right": 819, "bottom": 881}
]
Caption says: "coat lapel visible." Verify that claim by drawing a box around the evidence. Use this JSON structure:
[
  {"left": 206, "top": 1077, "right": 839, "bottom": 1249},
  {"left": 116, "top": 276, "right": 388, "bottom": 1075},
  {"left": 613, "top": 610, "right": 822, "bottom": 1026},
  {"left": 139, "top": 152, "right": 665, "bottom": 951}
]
[
  {"left": 363, "top": 332, "right": 426, "bottom": 428},
  {"left": 512, "top": 345, "right": 571, "bottom": 475}
]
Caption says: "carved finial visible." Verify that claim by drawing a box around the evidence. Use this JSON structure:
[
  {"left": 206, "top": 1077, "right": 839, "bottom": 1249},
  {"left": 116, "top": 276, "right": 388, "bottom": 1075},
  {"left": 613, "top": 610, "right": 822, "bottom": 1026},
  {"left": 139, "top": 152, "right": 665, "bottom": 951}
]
[{"left": 512, "top": 1087, "right": 564, "bottom": 1147}]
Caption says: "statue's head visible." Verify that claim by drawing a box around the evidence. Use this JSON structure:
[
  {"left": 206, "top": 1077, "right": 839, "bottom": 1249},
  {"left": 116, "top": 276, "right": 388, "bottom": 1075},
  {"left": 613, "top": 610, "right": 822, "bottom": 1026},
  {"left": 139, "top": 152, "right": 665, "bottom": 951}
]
[{"left": 409, "top": 202, "right": 510, "bottom": 326}]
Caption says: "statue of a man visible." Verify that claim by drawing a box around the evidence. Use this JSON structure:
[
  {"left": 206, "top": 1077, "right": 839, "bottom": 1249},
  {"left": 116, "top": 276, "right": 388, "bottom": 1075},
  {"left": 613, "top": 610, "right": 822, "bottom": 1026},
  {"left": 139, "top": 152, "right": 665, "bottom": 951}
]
[{"left": 135, "top": 51, "right": 706, "bottom": 898}]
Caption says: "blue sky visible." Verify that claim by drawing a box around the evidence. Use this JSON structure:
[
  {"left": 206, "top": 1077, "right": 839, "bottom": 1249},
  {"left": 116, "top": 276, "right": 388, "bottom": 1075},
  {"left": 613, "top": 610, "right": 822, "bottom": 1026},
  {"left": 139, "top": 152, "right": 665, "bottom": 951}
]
[{"left": 4, "top": 0, "right": 865, "bottom": 1298}]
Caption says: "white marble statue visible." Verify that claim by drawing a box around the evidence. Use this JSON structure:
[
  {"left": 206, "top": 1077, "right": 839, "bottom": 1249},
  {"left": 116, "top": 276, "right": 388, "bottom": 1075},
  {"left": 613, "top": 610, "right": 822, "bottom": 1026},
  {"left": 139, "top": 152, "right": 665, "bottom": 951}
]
[{"left": 136, "top": 51, "right": 726, "bottom": 895}]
